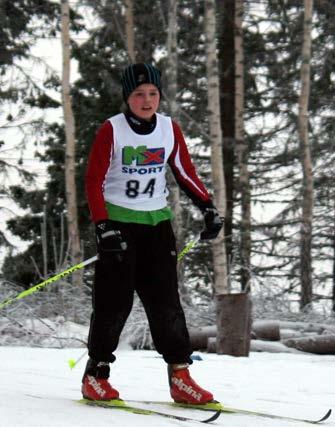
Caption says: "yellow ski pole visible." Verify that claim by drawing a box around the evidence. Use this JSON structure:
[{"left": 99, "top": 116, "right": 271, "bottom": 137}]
[
  {"left": 177, "top": 234, "right": 200, "bottom": 262},
  {"left": 0, "top": 255, "right": 98, "bottom": 310},
  {"left": 0, "top": 232, "right": 203, "bottom": 313}
]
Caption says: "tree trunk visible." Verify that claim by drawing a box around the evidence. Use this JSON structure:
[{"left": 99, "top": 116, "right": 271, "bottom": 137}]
[
  {"left": 166, "top": 0, "right": 178, "bottom": 117},
  {"left": 165, "top": 0, "right": 187, "bottom": 297},
  {"left": 216, "top": 293, "right": 252, "bottom": 356},
  {"left": 204, "top": 0, "right": 228, "bottom": 297},
  {"left": 235, "top": 0, "right": 251, "bottom": 291},
  {"left": 124, "top": 0, "right": 136, "bottom": 62},
  {"left": 41, "top": 205, "right": 48, "bottom": 278},
  {"left": 217, "top": 0, "right": 235, "bottom": 280},
  {"left": 299, "top": 0, "right": 314, "bottom": 308},
  {"left": 61, "top": 0, "right": 82, "bottom": 285},
  {"left": 333, "top": 234, "right": 335, "bottom": 312}
]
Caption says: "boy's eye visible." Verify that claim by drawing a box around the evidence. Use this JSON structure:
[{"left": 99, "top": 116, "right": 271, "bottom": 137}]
[{"left": 133, "top": 91, "right": 158, "bottom": 97}]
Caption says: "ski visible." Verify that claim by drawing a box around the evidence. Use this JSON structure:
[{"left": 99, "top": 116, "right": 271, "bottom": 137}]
[
  {"left": 78, "top": 398, "right": 221, "bottom": 424},
  {"left": 130, "top": 400, "right": 332, "bottom": 424},
  {"left": 222, "top": 406, "right": 332, "bottom": 424}
]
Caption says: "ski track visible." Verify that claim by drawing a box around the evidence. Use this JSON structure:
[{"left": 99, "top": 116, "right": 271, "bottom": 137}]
[{"left": 0, "top": 347, "right": 334, "bottom": 426}]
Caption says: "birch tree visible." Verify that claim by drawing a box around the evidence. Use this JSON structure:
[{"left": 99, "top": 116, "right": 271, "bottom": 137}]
[
  {"left": 235, "top": 0, "right": 251, "bottom": 291},
  {"left": 60, "top": 0, "right": 82, "bottom": 284},
  {"left": 204, "top": 0, "right": 228, "bottom": 295},
  {"left": 124, "top": 0, "right": 136, "bottom": 62},
  {"left": 299, "top": 0, "right": 314, "bottom": 308},
  {"left": 166, "top": 0, "right": 178, "bottom": 117},
  {"left": 165, "top": 0, "right": 187, "bottom": 294}
]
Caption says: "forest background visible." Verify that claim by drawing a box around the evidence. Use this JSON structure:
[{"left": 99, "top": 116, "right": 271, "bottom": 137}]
[{"left": 0, "top": 0, "right": 335, "bottom": 349}]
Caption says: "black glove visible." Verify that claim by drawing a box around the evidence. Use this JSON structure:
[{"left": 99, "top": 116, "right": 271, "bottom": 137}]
[
  {"left": 200, "top": 207, "right": 224, "bottom": 240},
  {"left": 96, "top": 220, "right": 127, "bottom": 262}
]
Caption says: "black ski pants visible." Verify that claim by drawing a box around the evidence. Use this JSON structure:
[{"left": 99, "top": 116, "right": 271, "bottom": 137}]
[{"left": 87, "top": 219, "right": 193, "bottom": 365}]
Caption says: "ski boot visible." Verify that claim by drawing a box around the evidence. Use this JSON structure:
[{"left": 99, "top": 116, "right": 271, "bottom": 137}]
[
  {"left": 168, "top": 363, "right": 214, "bottom": 404},
  {"left": 82, "top": 358, "right": 119, "bottom": 400}
]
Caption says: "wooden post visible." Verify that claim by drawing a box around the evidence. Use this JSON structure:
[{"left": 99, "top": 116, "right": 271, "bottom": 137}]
[{"left": 216, "top": 293, "right": 252, "bottom": 356}]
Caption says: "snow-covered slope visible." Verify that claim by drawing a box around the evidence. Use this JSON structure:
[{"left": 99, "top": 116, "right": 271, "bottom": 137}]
[{"left": 1, "top": 346, "right": 334, "bottom": 426}]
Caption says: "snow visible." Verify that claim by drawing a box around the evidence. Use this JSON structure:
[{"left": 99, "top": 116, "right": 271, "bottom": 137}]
[{"left": 0, "top": 346, "right": 334, "bottom": 426}]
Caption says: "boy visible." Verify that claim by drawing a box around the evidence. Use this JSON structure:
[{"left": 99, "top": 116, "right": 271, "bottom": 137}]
[{"left": 82, "top": 63, "right": 223, "bottom": 404}]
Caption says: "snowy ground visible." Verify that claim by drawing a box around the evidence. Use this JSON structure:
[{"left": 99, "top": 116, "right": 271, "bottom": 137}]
[{"left": 1, "top": 346, "right": 334, "bottom": 426}]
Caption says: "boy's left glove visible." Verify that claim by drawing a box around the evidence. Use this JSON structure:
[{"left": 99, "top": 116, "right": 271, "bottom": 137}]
[{"left": 200, "top": 207, "right": 224, "bottom": 240}]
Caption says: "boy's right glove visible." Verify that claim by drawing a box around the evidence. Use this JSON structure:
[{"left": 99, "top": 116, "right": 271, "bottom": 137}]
[
  {"left": 200, "top": 207, "right": 224, "bottom": 240},
  {"left": 95, "top": 220, "right": 127, "bottom": 262}
]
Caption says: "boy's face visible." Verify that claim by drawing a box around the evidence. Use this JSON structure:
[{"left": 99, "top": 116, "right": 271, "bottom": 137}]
[{"left": 127, "top": 83, "right": 160, "bottom": 121}]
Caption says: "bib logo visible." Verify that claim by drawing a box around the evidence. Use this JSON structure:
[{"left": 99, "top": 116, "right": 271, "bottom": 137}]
[
  {"left": 123, "top": 146, "right": 165, "bottom": 165},
  {"left": 122, "top": 146, "right": 165, "bottom": 175}
]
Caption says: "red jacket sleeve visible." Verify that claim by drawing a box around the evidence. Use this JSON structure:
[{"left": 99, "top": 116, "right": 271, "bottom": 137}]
[
  {"left": 168, "top": 121, "right": 213, "bottom": 211},
  {"left": 85, "top": 121, "right": 114, "bottom": 223}
]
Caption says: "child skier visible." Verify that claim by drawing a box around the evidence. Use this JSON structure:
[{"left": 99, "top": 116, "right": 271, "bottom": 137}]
[{"left": 82, "top": 63, "right": 223, "bottom": 404}]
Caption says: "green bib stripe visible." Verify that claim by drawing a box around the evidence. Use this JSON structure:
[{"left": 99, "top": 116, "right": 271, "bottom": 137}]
[{"left": 106, "top": 202, "right": 173, "bottom": 226}]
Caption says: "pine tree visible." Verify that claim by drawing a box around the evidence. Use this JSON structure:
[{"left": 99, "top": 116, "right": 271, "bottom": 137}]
[
  {"left": 0, "top": 0, "right": 59, "bottom": 263},
  {"left": 1, "top": 2, "right": 82, "bottom": 286}
]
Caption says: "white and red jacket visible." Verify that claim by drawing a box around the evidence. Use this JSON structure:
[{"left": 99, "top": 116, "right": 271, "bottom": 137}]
[{"left": 85, "top": 113, "right": 212, "bottom": 223}]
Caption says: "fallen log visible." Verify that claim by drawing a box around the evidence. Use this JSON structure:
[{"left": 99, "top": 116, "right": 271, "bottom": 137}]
[
  {"left": 280, "top": 329, "right": 304, "bottom": 340},
  {"left": 281, "top": 330, "right": 319, "bottom": 340},
  {"left": 207, "top": 337, "right": 302, "bottom": 354},
  {"left": 283, "top": 334, "right": 335, "bottom": 354},
  {"left": 278, "top": 320, "right": 335, "bottom": 335},
  {"left": 188, "top": 326, "right": 216, "bottom": 350},
  {"left": 206, "top": 337, "right": 217, "bottom": 353},
  {"left": 189, "top": 319, "right": 280, "bottom": 350},
  {"left": 251, "top": 320, "right": 280, "bottom": 341},
  {"left": 250, "top": 339, "right": 303, "bottom": 354}
]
